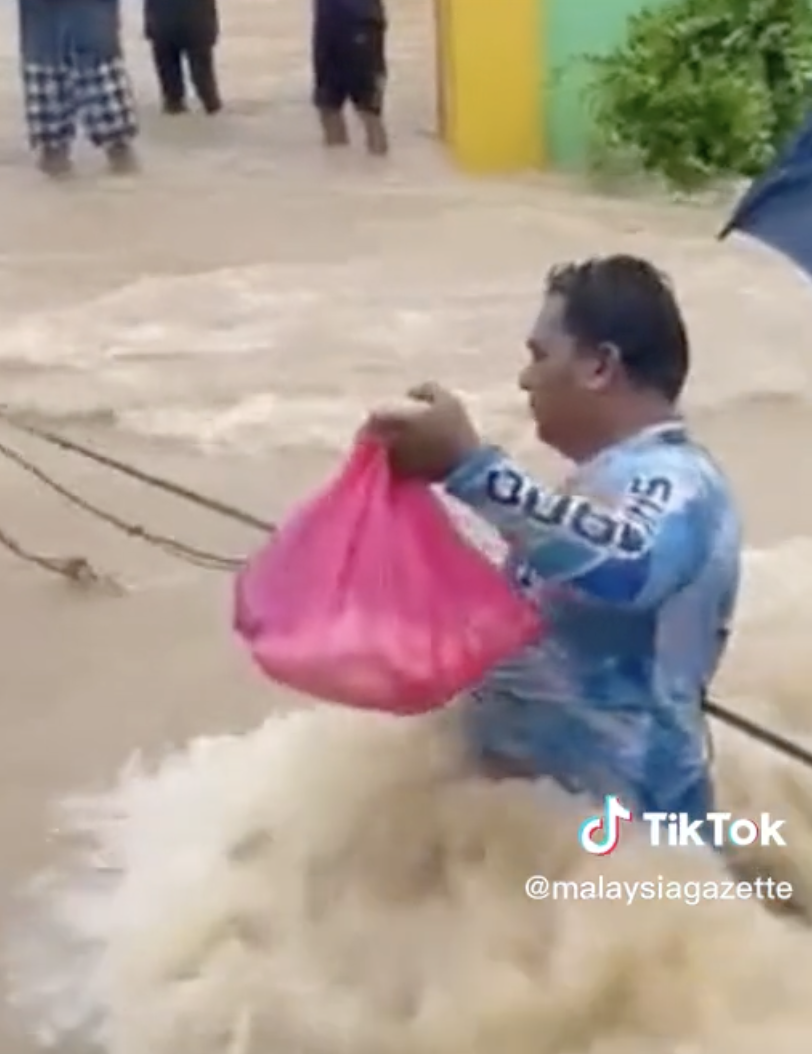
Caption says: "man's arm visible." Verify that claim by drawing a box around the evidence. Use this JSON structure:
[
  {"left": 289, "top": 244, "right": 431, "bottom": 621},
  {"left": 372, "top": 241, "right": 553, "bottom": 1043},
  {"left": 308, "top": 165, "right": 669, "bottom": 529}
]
[{"left": 444, "top": 446, "right": 710, "bottom": 609}]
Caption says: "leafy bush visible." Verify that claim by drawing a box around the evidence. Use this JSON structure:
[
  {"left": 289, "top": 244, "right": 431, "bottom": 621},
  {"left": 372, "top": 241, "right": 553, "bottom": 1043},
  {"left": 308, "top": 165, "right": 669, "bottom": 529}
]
[{"left": 584, "top": 0, "right": 812, "bottom": 190}]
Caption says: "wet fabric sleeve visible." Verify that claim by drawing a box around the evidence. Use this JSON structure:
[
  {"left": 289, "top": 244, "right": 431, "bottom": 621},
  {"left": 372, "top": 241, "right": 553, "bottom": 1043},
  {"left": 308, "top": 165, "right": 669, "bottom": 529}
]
[{"left": 443, "top": 446, "right": 710, "bottom": 609}]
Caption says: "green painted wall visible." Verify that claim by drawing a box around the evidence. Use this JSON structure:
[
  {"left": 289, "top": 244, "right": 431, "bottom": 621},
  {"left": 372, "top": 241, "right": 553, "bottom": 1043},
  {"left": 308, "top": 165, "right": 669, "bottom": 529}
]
[{"left": 544, "top": 0, "right": 671, "bottom": 169}]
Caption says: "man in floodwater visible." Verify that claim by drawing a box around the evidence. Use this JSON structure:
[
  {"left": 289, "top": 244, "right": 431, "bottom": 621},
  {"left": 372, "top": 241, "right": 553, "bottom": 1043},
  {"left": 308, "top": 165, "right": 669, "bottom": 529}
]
[
  {"left": 368, "top": 254, "right": 742, "bottom": 825},
  {"left": 312, "top": 0, "right": 389, "bottom": 155},
  {"left": 144, "top": 0, "right": 222, "bottom": 115},
  {"left": 17, "top": 0, "right": 139, "bottom": 177}
]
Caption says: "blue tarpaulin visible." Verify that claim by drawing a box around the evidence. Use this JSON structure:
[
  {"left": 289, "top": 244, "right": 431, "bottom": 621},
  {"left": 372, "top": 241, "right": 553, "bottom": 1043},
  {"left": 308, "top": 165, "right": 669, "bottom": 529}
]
[{"left": 720, "top": 118, "right": 812, "bottom": 281}]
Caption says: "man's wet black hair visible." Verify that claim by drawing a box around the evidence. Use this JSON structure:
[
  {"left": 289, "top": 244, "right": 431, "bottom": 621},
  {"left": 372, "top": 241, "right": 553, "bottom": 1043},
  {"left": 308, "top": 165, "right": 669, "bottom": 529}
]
[{"left": 545, "top": 254, "right": 690, "bottom": 402}]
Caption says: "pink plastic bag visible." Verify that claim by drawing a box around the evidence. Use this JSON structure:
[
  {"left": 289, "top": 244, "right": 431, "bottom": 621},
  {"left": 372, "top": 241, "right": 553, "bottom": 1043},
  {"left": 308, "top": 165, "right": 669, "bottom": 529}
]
[{"left": 234, "top": 436, "right": 542, "bottom": 714}]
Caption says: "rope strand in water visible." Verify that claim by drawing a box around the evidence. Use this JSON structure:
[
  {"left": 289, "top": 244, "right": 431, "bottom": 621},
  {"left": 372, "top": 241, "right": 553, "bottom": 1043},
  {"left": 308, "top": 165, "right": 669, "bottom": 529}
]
[
  {"left": 0, "top": 406, "right": 274, "bottom": 533},
  {"left": 0, "top": 436, "right": 243, "bottom": 572}
]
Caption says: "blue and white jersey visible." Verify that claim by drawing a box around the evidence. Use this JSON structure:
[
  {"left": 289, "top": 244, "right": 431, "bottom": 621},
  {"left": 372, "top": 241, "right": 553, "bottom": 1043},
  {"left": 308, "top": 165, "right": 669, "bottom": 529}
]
[{"left": 444, "top": 422, "right": 742, "bottom": 822}]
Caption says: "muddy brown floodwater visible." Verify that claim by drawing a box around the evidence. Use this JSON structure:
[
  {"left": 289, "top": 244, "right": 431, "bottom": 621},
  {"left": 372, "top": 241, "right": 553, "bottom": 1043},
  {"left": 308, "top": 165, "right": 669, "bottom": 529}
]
[{"left": 3, "top": 2, "right": 812, "bottom": 1053}]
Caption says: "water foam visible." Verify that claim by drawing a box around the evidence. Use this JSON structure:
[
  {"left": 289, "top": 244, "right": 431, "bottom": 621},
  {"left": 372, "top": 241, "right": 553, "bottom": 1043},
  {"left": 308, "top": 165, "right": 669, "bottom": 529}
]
[
  {"left": 6, "top": 259, "right": 812, "bottom": 455},
  {"left": 7, "top": 540, "right": 812, "bottom": 1054}
]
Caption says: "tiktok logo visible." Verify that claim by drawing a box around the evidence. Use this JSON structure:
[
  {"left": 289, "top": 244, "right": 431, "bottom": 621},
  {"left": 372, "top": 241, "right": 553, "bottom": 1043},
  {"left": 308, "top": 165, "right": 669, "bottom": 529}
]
[{"left": 578, "top": 795, "right": 634, "bottom": 856}]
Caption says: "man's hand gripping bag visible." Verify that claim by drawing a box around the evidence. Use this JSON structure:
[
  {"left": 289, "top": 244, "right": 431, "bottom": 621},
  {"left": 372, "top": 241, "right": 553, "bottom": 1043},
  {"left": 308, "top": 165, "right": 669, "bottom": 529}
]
[{"left": 234, "top": 437, "right": 542, "bottom": 714}]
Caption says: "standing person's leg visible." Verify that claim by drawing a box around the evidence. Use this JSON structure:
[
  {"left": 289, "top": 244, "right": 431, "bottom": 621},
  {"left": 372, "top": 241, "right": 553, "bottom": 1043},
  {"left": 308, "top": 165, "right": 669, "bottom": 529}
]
[
  {"left": 312, "top": 16, "right": 350, "bottom": 146},
  {"left": 75, "top": 55, "right": 139, "bottom": 173},
  {"left": 347, "top": 22, "right": 388, "bottom": 156},
  {"left": 21, "top": 61, "right": 77, "bottom": 176},
  {"left": 185, "top": 41, "right": 222, "bottom": 114},
  {"left": 150, "top": 38, "right": 186, "bottom": 112}
]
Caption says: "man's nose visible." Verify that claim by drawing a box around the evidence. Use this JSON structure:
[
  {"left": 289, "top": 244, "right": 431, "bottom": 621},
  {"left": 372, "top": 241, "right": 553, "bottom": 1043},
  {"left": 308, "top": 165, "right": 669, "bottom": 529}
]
[{"left": 518, "top": 364, "right": 532, "bottom": 391}]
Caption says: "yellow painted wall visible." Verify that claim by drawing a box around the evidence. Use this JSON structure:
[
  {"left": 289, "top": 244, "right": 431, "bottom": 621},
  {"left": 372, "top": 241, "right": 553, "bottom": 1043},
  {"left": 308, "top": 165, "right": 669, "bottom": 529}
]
[{"left": 435, "top": 0, "right": 543, "bottom": 173}]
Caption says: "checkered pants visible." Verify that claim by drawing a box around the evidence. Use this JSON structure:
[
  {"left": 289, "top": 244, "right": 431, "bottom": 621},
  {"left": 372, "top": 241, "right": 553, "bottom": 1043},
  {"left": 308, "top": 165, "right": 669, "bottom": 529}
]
[{"left": 23, "top": 57, "right": 138, "bottom": 151}]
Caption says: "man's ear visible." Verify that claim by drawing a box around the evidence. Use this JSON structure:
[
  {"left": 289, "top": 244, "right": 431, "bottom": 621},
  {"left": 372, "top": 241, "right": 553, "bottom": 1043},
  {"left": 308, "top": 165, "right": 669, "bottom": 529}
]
[{"left": 581, "top": 341, "right": 621, "bottom": 391}]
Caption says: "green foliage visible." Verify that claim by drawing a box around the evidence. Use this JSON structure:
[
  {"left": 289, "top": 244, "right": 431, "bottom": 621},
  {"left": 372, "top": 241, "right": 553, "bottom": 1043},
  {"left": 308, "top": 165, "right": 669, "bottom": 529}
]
[{"left": 583, "top": 0, "right": 812, "bottom": 190}]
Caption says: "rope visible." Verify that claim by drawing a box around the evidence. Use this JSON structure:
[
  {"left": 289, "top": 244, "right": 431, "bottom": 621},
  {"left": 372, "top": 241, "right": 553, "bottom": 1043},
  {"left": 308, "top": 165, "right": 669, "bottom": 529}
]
[
  {"left": 0, "top": 435, "right": 242, "bottom": 572},
  {"left": 703, "top": 697, "right": 812, "bottom": 769},
  {"left": 0, "top": 407, "right": 273, "bottom": 533},
  {"left": 0, "top": 523, "right": 108, "bottom": 587},
  {"left": 1, "top": 405, "right": 811, "bottom": 773}
]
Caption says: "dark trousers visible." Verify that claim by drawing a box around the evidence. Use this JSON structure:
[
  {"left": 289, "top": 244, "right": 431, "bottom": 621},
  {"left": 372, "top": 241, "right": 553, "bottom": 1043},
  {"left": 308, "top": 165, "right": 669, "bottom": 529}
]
[
  {"left": 312, "top": 19, "right": 386, "bottom": 116},
  {"left": 150, "top": 39, "right": 221, "bottom": 112}
]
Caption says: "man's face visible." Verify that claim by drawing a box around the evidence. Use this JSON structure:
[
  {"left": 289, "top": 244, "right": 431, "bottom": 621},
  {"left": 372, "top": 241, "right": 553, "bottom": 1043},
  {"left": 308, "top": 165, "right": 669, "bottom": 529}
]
[{"left": 519, "top": 293, "right": 613, "bottom": 456}]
